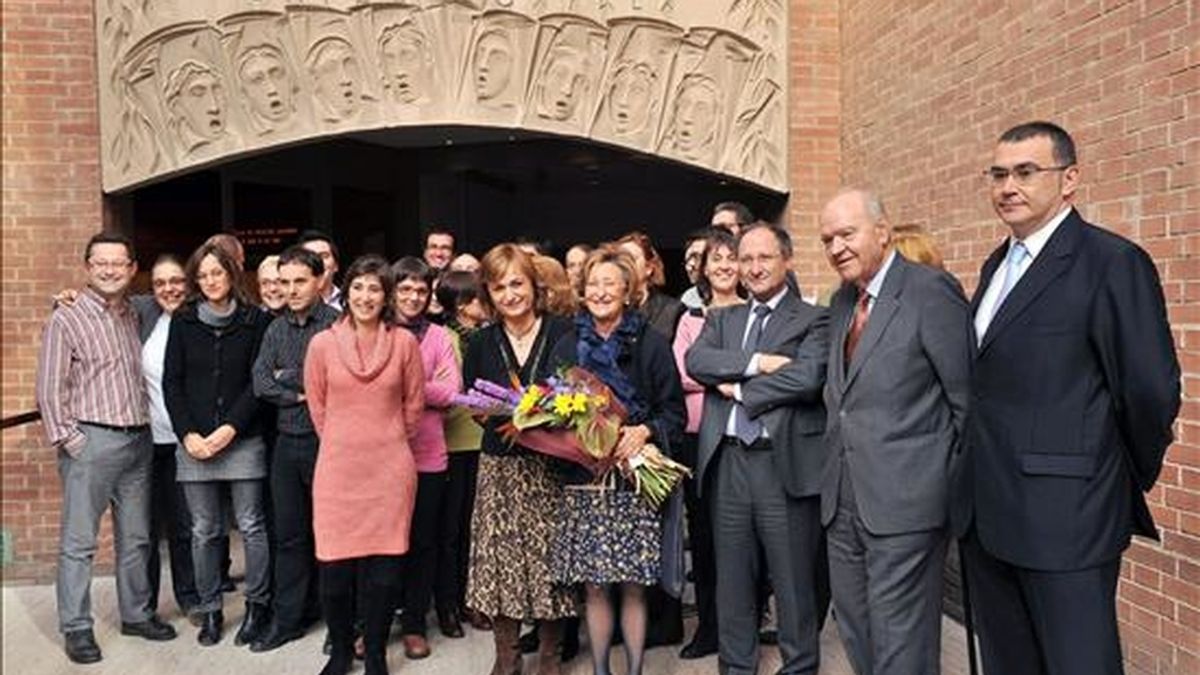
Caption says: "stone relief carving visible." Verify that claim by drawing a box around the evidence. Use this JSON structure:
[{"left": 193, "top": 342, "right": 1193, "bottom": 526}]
[
  {"left": 523, "top": 15, "right": 606, "bottom": 133},
  {"left": 220, "top": 12, "right": 304, "bottom": 137},
  {"left": 590, "top": 20, "right": 680, "bottom": 151},
  {"left": 460, "top": 11, "right": 535, "bottom": 124},
  {"left": 96, "top": 1, "right": 788, "bottom": 192}
]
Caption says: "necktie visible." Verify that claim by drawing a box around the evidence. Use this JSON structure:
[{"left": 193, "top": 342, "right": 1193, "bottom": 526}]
[
  {"left": 733, "top": 304, "right": 772, "bottom": 444},
  {"left": 843, "top": 288, "right": 871, "bottom": 370},
  {"left": 991, "top": 240, "right": 1029, "bottom": 321}
]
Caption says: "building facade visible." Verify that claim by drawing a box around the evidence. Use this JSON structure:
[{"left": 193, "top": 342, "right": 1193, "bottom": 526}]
[{"left": 2, "top": 1, "right": 1196, "bottom": 672}]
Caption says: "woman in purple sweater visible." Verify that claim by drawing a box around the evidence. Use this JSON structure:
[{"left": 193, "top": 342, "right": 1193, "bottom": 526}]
[{"left": 390, "top": 257, "right": 463, "bottom": 659}]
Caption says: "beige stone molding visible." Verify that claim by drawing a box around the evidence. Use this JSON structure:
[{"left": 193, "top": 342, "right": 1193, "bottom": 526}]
[{"left": 96, "top": 0, "right": 787, "bottom": 193}]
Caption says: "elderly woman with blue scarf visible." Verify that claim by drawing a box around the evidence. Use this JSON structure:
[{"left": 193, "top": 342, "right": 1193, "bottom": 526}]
[{"left": 549, "top": 245, "right": 685, "bottom": 675}]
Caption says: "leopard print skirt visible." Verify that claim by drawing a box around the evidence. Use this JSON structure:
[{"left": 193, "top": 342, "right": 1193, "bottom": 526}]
[{"left": 465, "top": 452, "right": 578, "bottom": 620}]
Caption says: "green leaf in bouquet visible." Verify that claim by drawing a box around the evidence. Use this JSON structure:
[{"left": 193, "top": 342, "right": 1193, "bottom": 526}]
[
  {"left": 575, "top": 413, "right": 621, "bottom": 460},
  {"left": 512, "top": 408, "right": 557, "bottom": 430}
]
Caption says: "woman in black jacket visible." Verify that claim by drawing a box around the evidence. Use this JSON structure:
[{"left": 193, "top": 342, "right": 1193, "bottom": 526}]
[
  {"left": 163, "top": 243, "right": 272, "bottom": 647},
  {"left": 548, "top": 245, "right": 686, "bottom": 675}
]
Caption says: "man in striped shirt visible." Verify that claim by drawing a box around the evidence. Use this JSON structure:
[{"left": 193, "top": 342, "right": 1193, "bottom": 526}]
[{"left": 36, "top": 232, "right": 178, "bottom": 664}]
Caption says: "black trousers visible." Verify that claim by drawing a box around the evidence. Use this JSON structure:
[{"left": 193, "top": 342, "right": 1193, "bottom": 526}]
[
  {"left": 269, "top": 432, "right": 320, "bottom": 631},
  {"left": 963, "top": 532, "right": 1123, "bottom": 675},
  {"left": 148, "top": 443, "right": 199, "bottom": 614},
  {"left": 400, "top": 470, "right": 447, "bottom": 636},
  {"left": 320, "top": 556, "right": 403, "bottom": 659},
  {"left": 680, "top": 433, "right": 717, "bottom": 642},
  {"left": 436, "top": 452, "right": 479, "bottom": 611}
]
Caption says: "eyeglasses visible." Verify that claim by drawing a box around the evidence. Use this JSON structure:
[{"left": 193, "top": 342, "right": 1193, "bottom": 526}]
[
  {"left": 983, "top": 163, "right": 1072, "bottom": 185},
  {"left": 152, "top": 277, "right": 186, "bottom": 289},
  {"left": 88, "top": 259, "right": 132, "bottom": 270}
]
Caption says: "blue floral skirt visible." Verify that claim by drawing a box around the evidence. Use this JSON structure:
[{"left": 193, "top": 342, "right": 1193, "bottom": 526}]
[{"left": 549, "top": 485, "right": 661, "bottom": 587}]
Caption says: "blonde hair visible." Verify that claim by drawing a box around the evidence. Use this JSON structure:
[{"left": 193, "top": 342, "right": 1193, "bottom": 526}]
[
  {"left": 478, "top": 243, "right": 542, "bottom": 317},
  {"left": 892, "top": 224, "right": 944, "bottom": 270},
  {"left": 579, "top": 245, "right": 644, "bottom": 308}
]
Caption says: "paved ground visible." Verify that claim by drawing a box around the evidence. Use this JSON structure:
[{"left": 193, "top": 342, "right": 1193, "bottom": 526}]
[{"left": 2, "top": 576, "right": 974, "bottom": 674}]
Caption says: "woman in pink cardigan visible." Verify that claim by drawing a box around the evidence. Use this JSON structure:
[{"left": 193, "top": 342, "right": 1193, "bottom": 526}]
[
  {"left": 671, "top": 228, "right": 745, "bottom": 660},
  {"left": 390, "top": 257, "right": 463, "bottom": 659},
  {"left": 304, "top": 255, "right": 425, "bottom": 675}
]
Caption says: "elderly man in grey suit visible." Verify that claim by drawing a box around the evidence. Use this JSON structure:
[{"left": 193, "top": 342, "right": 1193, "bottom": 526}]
[
  {"left": 686, "top": 223, "right": 830, "bottom": 675},
  {"left": 819, "top": 188, "right": 972, "bottom": 674}
]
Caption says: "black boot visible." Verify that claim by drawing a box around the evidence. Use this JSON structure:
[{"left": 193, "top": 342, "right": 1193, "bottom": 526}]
[
  {"left": 235, "top": 602, "right": 270, "bottom": 646},
  {"left": 362, "top": 582, "right": 396, "bottom": 675},
  {"left": 197, "top": 611, "right": 223, "bottom": 647}
]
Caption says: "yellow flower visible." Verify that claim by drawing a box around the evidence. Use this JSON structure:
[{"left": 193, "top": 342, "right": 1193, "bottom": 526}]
[
  {"left": 516, "top": 385, "right": 542, "bottom": 414},
  {"left": 570, "top": 392, "right": 589, "bottom": 413},
  {"left": 552, "top": 393, "right": 574, "bottom": 417}
]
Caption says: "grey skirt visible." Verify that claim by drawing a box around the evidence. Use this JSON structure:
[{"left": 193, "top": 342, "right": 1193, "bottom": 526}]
[{"left": 176, "top": 434, "right": 267, "bottom": 482}]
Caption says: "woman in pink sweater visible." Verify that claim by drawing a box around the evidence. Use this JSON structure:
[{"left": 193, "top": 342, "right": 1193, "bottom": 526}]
[
  {"left": 304, "top": 255, "right": 425, "bottom": 675},
  {"left": 390, "top": 257, "right": 463, "bottom": 659}
]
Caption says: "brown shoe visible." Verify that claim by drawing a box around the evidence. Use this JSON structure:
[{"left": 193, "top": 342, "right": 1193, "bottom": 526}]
[
  {"left": 468, "top": 609, "right": 494, "bottom": 632},
  {"left": 402, "top": 633, "right": 431, "bottom": 659}
]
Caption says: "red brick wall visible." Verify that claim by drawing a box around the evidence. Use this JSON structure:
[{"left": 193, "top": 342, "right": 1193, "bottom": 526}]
[
  {"left": 821, "top": 1, "right": 1199, "bottom": 673},
  {"left": 786, "top": 1, "right": 843, "bottom": 281},
  {"left": 2, "top": 0, "right": 111, "bottom": 583}
]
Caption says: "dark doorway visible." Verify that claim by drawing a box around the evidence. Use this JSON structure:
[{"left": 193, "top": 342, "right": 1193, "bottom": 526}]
[{"left": 124, "top": 130, "right": 785, "bottom": 295}]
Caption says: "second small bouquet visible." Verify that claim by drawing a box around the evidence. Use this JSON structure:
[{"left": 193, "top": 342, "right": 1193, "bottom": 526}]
[{"left": 453, "top": 366, "right": 690, "bottom": 508}]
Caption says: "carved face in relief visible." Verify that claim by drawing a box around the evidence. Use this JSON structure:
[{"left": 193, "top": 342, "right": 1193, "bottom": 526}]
[
  {"left": 537, "top": 45, "right": 586, "bottom": 121},
  {"left": 673, "top": 75, "right": 720, "bottom": 157},
  {"left": 379, "top": 22, "right": 430, "bottom": 104},
  {"left": 237, "top": 46, "right": 293, "bottom": 124},
  {"left": 167, "top": 61, "right": 226, "bottom": 145},
  {"left": 308, "top": 37, "right": 360, "bottom": 120},
  {"left": 473, "top": 29, "right": 513, "bottom": 101},
  {"left": 607, "top": 61, "right": 655, "bottom": 136}
]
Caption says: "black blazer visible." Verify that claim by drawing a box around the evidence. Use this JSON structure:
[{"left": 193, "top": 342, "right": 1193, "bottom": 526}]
[
  {"left": 955, "top": 209, "right": 1180, "bottom": 571},
  {"left": 643, "top": 291, "right": 685, "bottom": 343},
  {"left": 163, "top": 301, "right": 272, "bottom": 441},
  {"left": 463, "top": 315, "right": 574, "bottom": 457}
]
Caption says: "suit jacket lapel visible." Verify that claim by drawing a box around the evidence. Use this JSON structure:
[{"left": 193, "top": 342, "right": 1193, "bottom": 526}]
[
  {"left": 979, "top": 211, "right": 1082, "bottom": 353},
  {"left": 760, "top": 289, "right": 800, "bottom": 349},
  {"left": 973, "top": 245, "right": 1005, "bottom": 315},
  {"left": 829, "top": 284, "right": 853, "bottom": 393},
  {"left": 725, "top": 303, "right": 751, "bottom": 349},
  {"left": 844, "top": 255, "right": 907, "bottom": 390}
]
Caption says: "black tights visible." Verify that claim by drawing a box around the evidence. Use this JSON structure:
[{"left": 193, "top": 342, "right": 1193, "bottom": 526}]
[
  {"left": 319, "top": 555, "right": 402, "bottom": 675},
  {"left": 585, "top": 583, "right": 649, "bottom": 675}
]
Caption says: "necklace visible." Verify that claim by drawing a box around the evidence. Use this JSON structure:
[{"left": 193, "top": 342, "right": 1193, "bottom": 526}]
[{"left": 503, "top": 317, "right": 541, "bottom": 346}]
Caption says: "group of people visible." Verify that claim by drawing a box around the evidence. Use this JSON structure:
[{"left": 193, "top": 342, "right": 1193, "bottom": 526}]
[{"left": 36, "top": 120, "right": 1180, "bottom": 675}]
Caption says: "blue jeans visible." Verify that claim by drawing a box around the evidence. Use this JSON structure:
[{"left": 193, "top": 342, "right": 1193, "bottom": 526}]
[{"left": 182, "top": 479, "right": 270, "bottom": 612}]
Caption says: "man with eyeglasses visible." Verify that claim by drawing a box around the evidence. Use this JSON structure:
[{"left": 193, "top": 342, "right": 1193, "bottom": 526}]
[
  {"left": 36, "top": 232, "right": 178, "bottom": 664},
  {"left": 955, "top": 121, "right": 1180, "bottom": 675}
]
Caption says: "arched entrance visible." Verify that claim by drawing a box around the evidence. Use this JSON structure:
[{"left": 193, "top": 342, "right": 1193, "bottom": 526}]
[{"left": 122, "top": 129, "right": 785, "bottom": 294}]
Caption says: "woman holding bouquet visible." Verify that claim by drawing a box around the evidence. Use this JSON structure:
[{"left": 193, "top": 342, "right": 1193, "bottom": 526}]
[
  {"left": 550, "top": 246, "right": 686, "bottom": 675},
  {"left": 464, "top": 244, "right": 577, "bottom": 675},
  {"left": 304, "top": 255, "right": 426, "bottom": 675}
]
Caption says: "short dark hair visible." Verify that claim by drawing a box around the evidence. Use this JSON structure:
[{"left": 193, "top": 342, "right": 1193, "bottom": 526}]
[
  {"left": 151, "top": 252, "right": 184, "bottom": 271},
  {"left": 185, "top": 242, "right": 252, "bottom": 306},
  {"left": 84, "top": 231, "right": 136, "bottom": 263},
  {"left": 713, "top": 201, "right": 755, "bottom": 227},
  {"left": 391, "top": 256, "right": 435, "bottom": 287},
  {"left": 684, "top": 228, "right": 712, "bottom": 247},
  {"left": 436, "top": 270, "right": 482, "bottom": 317},
  {"left": 999, "top": 121, "right": 1077, "bottom": 167},
  {"left": 340, "top": 254, "right": 397, "bottom": 325},
  {"left": 737, "top": 222, "right": 793, "bottom": 259},
  {"left": 424, "top": 226, "right": 455, "bottom": 246},
  {"left": 277, "top": 245, "right": 325, "bottom": 278},
  {"left": 297, "top": 229, "right": 340, "bottom": 264}
]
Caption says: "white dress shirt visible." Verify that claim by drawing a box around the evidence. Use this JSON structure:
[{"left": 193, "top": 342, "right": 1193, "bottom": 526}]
[{"left": 726, "top": 286, "right": 789, "bottom": 438}]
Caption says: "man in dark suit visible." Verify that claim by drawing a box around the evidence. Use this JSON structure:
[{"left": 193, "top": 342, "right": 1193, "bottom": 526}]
[
  {"left": 820, "top": 189, "right": 972, "bottom": 674},
  {"left": 686, "top": 223, "right": 830, "bottom": 675},
  {"left": 956, "top": 121, "right": 1180, "bottom": 675}
]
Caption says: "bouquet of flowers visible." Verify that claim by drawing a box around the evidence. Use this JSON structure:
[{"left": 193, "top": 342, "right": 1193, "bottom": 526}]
[{"left": 453, "top": 366, "right": 690, "bottom": 508}]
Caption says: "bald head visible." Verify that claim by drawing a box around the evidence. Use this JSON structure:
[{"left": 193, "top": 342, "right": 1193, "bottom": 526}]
[{"left": 819, "top": 188, "right": 892, "bottom": 287}]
